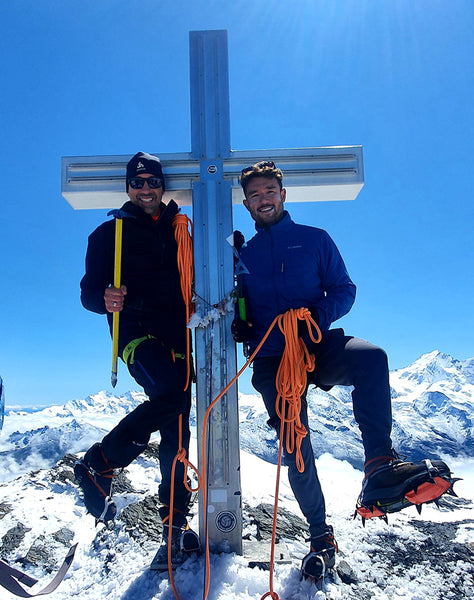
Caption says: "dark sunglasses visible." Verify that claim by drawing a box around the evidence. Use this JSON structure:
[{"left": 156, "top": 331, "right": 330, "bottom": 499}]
[
  {"left": 128, "top": 176, "right": 163, "bottom": 189},
  {"left": 241, "top": 161, "right": 276, "bottom": 177}
]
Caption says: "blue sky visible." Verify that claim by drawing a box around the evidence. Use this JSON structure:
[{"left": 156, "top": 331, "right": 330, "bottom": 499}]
[{"left": 0, "top": 0, "right": 472, "bottom": 408}]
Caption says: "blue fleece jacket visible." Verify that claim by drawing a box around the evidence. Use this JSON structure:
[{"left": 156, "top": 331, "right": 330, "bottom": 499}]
[{"left": 240, "top": 211, "right": 356, "bottom": 356}]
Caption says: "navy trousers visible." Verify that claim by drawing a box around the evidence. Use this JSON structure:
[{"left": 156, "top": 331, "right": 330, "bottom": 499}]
[
  {"left": 101, "top": 337, "right": 191, "bottom": 514},
  {"left": 251, "top": 329, "right": 393, "bottom": 539}
]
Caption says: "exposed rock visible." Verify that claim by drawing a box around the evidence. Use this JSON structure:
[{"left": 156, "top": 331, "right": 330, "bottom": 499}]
[
  {"left": 0, "top": 502, "right": 12, "bottom": 520},
  {"left": 243, "top": 502, "right": 307, "bottom": 542},
  {"left": 23, "top": 534, "right": 53, "bottom": 570},
  {"left": 119, "top": 494, "right": 163, "bottom": 543},
  {"left": 52, "top": 527, "right": 75, "bottom": 546},
  {"left": 0, "top": 523, "right": 31, "bottom": 558}
]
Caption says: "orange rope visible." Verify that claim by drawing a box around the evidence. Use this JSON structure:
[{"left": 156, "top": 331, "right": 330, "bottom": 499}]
[
  {"left": 166, "top": 307, "right": 321, "bottom": 600},
  {"left": 199, "top": 308, "right": 321, "bottom": 600},
  {"left": 172, "top": 213, "right": 195, "bottom": 390},
  {"left": 260, "top": 308, "right": 321, "bottom": 600},
  {"left": 167, "top": 414, "right": 202, "bottom": 598},
  {"left": 275, "top": 308, "right": 321, "bottom": 473},
  {"left": 198, "top": 313, "right": 285, "bottom": 600}
]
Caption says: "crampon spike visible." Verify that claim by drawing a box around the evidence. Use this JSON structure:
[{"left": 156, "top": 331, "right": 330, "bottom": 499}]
[
  {"left": 355, "top": 504, "right": 386, "bottom": 523},
  {"left": 446, "top": 478, "right": 462, "bottom": 497}
]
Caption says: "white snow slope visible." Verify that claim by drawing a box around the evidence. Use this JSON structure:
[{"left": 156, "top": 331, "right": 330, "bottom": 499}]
[{"left": 0, "top": 351, "right": 473, "bottom": 600}]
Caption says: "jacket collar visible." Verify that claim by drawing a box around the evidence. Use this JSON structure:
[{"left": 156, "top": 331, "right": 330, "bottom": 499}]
[
  {"left": 254, "top": 210, "right": 292, "bottom": 233},
  {"left": 109, "top": 199, "right": 179, "bottom": 225}
]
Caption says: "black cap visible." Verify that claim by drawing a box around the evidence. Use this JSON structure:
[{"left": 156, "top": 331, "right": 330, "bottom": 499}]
[{"left": 126, "top": 152, "right": 165, "bottom": 191}]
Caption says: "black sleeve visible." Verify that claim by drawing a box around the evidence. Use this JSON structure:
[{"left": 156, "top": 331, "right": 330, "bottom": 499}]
[{"left": 80, "top": 223, "right": 114, "bottom": 315}]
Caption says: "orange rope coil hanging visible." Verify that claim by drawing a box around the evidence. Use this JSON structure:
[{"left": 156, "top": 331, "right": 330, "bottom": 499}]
[{"left": 172, "top": 213, "right": 195, "bottom": 390}]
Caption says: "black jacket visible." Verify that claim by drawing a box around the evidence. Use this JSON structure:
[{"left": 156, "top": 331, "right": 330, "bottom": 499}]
[{"left": 80, "top": 200, "right": 187, "bottom": 353}]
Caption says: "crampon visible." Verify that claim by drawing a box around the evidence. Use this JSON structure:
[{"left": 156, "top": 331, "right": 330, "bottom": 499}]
[{"left": 355, "top": 458, "right": 461, "bottom": 524}]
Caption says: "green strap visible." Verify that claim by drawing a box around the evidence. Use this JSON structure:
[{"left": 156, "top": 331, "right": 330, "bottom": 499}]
[
  {"left": 122, "top": 335, "right": 156, "bottom": 365},
  {"left": 122, "top": 335, "right": 185, "bottom": 365}
]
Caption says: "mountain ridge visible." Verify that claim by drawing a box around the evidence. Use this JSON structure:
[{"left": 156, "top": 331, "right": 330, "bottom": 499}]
[{"left": 1, "top": 350, "right": 473, "bottom": 480}]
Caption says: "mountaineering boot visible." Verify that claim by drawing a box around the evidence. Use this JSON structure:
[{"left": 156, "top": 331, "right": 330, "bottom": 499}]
[
  {"left": 301, "top": 525, "right": 338, "bottom": 581},
  {"left": 150, "top": 522, "right": 200, "bottom": 572},
  {"left": 74, "top": 443, "right": 118, "bottom": 524},
  {"left": 356, "top": 456, "right": 459, "bottom": 521}
]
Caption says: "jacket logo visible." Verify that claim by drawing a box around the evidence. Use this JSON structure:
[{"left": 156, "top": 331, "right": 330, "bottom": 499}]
[{"left": 287, "top": 245, "right": 302, "bottom": 249}]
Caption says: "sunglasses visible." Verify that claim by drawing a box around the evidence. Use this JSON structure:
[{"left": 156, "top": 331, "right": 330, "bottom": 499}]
[
  {"left": 128, "top": 177, "right": 163, "bottom": 189},
  {"left": 241, "top": 161, "right": 276, "bottom": 176}
]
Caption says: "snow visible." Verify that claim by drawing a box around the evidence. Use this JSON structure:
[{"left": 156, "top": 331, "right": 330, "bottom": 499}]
[{"left": 0, "top": 352, "right": 473, "bottom": 599}]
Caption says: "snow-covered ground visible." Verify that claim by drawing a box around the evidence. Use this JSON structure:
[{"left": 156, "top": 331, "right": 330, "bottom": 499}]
[
  {"left": 0, "top": 414, "right": 472, "bottom": 598},
  {"left": 0, "top": 351, "right": 473, "bottom": 599}
]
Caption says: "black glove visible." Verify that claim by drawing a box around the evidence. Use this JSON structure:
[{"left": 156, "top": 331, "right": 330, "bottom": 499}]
[
  {"left": 231, "top": 317, "right": 254, "bottom": 343},
  {"left": 297, "top": 307, "right": 319, "bottom": 338}
]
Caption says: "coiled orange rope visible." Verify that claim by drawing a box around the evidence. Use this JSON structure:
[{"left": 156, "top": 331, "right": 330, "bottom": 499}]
[
  {"left": 275, "top": 308, "right": 321, "bottom": 472},
  {"left": 172, "top": 213, "right": 194, "bottom": 390}
]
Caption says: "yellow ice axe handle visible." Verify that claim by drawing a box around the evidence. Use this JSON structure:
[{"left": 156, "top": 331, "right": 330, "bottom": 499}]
[{"left": 111, "top": 218, "right": 123, "bottom": 387}]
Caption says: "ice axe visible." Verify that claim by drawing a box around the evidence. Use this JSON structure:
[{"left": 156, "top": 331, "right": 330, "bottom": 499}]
[{"left": 111, "top": 217, "right": 123, "bottom": 387}]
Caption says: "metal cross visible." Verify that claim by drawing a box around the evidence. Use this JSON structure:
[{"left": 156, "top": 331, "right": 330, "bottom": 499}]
[{"left": 62, "top": 30, "right": 364, "bottom": 555}]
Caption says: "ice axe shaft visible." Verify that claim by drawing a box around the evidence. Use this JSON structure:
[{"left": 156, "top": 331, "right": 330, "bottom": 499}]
[{"left": 111, "top": 218, "right": 123, "bottom": 387}]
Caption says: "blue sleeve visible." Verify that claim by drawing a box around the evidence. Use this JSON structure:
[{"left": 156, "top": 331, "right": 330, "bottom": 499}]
[{"left": 313, "top": 231, "right": 356, "bottom": 330}]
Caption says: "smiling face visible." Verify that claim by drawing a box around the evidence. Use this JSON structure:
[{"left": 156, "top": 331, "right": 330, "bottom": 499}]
[
  {"left": 128, "top": 173, "right": 164, "bottom": 217},
  {"left": 243, "top": 176, "right": 286, "bottom": 228}
]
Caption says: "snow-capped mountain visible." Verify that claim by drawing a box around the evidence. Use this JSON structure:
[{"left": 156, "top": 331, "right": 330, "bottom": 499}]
[
  {"left": 239, "top": 350, "right": 474, "bottom": 470},
  {"left": 1, "top": 351, "right": 473, "bottom": 482},
  {"left": 0, "top": 351, "right": 473, "bottom": 599}
]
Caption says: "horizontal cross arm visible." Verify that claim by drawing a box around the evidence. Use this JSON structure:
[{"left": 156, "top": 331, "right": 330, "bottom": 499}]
[{"left": 61, "top": 145, "right": 363, "bottom": 210}]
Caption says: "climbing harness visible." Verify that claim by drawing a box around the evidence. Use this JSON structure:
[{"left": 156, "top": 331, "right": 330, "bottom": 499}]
[{"left": 122, "top": 335, "right": 157, "bottom": 365}]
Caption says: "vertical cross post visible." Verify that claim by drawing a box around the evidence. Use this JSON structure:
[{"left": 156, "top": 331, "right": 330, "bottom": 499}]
[{"left": 190, "top": 30, "right": 242, "bottom": 553}]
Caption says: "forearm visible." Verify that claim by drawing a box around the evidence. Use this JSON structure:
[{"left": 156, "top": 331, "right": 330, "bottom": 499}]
[{"left": 314, "top": 282, "right": 356, "bottom": 330}]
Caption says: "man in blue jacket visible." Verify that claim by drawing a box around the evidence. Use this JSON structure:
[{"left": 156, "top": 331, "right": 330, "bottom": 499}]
[{"left": 232, "top": 160, "right": 454, "bottom": 580}]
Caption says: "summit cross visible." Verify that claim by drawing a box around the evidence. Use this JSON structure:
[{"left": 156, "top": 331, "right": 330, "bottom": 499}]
[{"left": 61, "top": 29, "right": 364, "bottom": 555}]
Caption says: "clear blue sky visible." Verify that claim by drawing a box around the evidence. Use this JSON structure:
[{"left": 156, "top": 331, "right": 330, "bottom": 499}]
[{"left": 0, "top": 0, "right": 472, "bottom": 408}]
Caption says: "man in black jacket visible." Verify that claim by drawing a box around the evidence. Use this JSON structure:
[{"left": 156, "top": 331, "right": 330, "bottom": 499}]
[{"left": 76, "top": 152, "right": 198, "bottom": 570}]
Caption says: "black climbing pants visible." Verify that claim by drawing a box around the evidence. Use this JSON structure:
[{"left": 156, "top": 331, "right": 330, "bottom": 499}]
[{"left": 101, "top": 337, "right": 191, "bottom": 515}]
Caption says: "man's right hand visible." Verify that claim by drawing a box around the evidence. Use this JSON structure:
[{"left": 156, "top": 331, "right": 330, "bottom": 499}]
[
  {"left": 104, "top": 285, "right": 127, "bottom": 312},
  {"left": 231, "top": 317, "right": 254, "bottom": 343}
]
